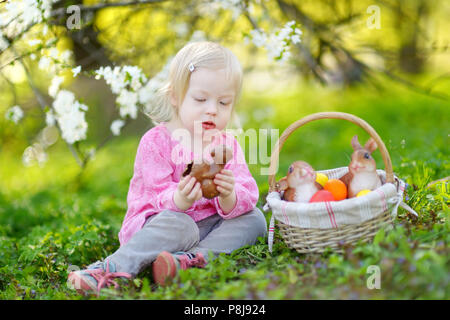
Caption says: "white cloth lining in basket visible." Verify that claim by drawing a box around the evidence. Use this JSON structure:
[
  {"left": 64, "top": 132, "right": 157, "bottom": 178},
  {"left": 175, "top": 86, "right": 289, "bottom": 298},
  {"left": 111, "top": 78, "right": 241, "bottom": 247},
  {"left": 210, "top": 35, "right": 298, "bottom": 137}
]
[{"left": 262, "top": 167, "right": 417, "bottom": 253}]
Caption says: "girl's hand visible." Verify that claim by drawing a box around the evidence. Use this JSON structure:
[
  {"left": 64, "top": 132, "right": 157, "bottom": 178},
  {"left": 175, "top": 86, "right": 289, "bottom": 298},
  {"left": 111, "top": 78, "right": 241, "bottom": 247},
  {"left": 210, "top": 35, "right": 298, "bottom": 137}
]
[
  {"left": 174, "top": 175, "right": 202, "bottom": 211},
  {"left": 214, "top": 169, "right": 235, "bottom": 198}
]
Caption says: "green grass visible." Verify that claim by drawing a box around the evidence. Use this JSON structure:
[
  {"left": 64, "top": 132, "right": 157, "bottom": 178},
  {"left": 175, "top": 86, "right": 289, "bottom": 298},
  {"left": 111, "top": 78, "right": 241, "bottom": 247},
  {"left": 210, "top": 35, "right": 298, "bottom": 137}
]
[{"left": 0, "top": 82, "right": 448, "bottom": 300}]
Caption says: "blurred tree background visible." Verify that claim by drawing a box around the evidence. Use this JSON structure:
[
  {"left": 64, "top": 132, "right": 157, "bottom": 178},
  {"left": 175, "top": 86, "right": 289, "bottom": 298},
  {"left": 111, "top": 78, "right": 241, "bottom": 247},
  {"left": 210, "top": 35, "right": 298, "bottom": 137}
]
[{"left": 1, "top": 0, "right": 448, "bottom": 172}]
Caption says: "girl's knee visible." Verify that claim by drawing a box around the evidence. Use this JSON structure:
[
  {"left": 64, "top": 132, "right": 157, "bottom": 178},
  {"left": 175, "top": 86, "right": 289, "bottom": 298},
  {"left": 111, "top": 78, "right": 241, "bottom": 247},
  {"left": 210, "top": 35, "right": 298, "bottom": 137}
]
[
  {"left": 148, "top": 210, "right": 195, "bottom": 226},
  {"left": 145, "top": 210, "right": 200, "bottom": 247}
]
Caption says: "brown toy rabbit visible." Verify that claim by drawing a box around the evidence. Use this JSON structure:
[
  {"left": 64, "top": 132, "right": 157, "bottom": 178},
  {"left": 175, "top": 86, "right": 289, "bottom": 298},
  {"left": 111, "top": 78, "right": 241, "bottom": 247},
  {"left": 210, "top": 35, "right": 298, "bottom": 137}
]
[
  {"left": 182, "top": 144, "right": 233, "bottom": 199},
  {"left": 340, "top": 135, "right": 382, "bottom": 198},
  {"left": 277, "top": 161, "right": 323, "bottom": 202}
]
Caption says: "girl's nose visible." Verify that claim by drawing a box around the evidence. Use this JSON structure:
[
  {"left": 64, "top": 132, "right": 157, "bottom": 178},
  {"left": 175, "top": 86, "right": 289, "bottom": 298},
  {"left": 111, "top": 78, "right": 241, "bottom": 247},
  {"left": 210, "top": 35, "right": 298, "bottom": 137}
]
[{"left": 205, "top": 101, "right": 218, "bottom": 115}]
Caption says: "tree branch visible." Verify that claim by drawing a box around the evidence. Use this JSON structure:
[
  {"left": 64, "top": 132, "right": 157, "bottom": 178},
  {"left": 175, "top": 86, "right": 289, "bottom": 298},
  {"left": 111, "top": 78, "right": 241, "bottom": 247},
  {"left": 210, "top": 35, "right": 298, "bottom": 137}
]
[
  {"left": 50, "top": 0, "right": 168, "bottom": 17},
  {"left": 243, "top": 7, "right": 327, "bottom": 83},
  {"left": 274, "top": 0, "right": 449, "bottom": 100}
]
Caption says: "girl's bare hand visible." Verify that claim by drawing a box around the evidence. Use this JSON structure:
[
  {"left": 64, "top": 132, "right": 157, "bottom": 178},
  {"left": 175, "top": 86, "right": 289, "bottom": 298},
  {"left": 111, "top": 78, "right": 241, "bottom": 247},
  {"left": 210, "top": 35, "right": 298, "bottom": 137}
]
[
  {"left": 213, "top": 169, "right": 235, "bottom": 198},
  {"left": 174, "top": 175, "right": 202, "bottom": 210}
]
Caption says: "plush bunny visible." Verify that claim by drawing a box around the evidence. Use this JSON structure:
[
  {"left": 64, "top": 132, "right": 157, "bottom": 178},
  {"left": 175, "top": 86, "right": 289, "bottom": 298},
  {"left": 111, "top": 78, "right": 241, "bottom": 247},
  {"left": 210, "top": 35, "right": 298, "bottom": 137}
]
[
  {"left": 277, "top": 161, "right": 322, "bottom": 202},
  {"left": 340, "top": 135, "right": 382, "bottom": 198},
  {"left": 182, "top": 144, "right": 233, "bottom": 199}
]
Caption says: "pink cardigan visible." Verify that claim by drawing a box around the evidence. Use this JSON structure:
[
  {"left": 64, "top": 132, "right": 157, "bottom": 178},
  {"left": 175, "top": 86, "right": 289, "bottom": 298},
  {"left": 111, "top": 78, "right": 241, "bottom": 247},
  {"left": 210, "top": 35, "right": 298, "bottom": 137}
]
[{"left": 118, "top": 122, "right": 259, "bottom": 246}]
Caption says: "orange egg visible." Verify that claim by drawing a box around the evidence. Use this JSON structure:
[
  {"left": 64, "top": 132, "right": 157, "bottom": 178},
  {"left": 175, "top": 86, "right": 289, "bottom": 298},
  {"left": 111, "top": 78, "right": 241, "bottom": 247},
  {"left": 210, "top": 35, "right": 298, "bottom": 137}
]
[{"left": 324, "top": 179, "right": 348, "bottom": 201}]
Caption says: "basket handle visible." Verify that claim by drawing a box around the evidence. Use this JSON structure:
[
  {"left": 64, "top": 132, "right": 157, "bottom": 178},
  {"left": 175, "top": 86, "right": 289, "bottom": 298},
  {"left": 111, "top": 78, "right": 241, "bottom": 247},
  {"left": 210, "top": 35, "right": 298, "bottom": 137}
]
[{"left": 268, "top": 112, "right": 394, "bottom": 192}]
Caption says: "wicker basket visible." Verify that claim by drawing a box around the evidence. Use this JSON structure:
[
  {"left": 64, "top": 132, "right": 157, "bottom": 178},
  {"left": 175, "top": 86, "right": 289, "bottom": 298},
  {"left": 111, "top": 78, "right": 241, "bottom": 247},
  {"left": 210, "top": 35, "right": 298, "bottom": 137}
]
[{"left": 263, "top": 112, "right": 406, "bottom": 254}]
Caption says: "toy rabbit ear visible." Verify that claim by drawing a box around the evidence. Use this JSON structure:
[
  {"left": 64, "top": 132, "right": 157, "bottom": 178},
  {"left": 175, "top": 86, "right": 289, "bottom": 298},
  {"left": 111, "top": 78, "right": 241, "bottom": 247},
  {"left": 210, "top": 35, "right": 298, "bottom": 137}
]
[
  {"left": 364, "top": 138, "right": 378, "bottom": 154},
  {"left": 211, "top": 145, "right": 232, "bottom": 164},
  {"left": 351, "top": 135, "right": 363, "bottom": 150},
  {"left": 277, "top": 177, "right": 289, "bottom": 191}
]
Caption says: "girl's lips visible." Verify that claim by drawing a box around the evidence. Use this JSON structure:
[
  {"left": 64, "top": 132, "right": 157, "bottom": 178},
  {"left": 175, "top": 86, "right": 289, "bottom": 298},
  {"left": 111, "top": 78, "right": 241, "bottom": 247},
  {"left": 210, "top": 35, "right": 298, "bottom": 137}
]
[{"left": 202, "top": 122, "right": 216, "bottom": 130}]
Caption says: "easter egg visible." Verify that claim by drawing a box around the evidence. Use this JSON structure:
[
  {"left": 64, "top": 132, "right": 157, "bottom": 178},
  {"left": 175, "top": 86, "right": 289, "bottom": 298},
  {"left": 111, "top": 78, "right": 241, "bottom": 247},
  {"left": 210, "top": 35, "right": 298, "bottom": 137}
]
[
  {"left": 315, "top": 173, "right": 329, "bottom": 187},
  {"left": 324, "top": 179, "right": 348, "bottom": 201},
  {"left": 309, "top": 190, "right": 335, "bottom": 203},
  {"left": 357, "top": 189, "right": 371, "bottom": 197}
]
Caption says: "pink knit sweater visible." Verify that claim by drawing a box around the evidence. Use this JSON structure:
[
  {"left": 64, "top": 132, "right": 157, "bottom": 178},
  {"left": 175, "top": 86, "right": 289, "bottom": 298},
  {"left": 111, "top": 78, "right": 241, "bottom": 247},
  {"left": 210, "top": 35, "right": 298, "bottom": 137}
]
[{"left": 118, "top": 122, "right": 259, "bottom": 246}]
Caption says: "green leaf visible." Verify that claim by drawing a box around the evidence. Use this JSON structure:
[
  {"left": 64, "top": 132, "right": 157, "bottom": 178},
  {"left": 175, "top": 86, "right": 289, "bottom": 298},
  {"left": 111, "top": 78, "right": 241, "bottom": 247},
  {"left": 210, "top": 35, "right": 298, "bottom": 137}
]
[{"left": 373, "top": 228, "right": 385, "bottom": 246}]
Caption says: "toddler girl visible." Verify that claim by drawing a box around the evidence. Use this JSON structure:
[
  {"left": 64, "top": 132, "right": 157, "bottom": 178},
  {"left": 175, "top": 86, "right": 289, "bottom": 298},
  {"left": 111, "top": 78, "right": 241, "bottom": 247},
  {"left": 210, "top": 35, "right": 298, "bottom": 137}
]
[{"left": 68, "top": 41, "right": 267, "bottom": 296}]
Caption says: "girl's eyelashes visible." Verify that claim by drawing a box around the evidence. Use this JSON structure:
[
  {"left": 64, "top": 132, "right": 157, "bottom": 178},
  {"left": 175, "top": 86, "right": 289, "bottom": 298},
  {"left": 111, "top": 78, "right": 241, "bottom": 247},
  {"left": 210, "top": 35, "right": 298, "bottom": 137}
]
[{"left": 194, "top": 98, "right": 231, "bottom": 106}]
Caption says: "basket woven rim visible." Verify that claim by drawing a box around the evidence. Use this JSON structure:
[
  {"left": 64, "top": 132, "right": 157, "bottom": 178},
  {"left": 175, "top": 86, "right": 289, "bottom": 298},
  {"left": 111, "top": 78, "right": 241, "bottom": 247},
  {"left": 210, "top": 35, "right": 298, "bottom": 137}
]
[{"left": 267, "top": 112, "right": 394, "bottom": 192}]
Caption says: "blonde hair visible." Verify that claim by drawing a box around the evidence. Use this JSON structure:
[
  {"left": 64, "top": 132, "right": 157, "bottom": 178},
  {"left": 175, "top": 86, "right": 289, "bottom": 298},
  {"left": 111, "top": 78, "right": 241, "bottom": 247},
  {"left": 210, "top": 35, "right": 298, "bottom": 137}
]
[{"left": 146, "top": 41, "right": 243, "bottom": 128}]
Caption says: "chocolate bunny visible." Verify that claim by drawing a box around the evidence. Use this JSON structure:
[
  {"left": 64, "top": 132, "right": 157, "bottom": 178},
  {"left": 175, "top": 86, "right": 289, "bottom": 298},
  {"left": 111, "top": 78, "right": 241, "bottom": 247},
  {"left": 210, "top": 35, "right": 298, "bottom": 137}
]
[
  {"left": 277, "top": 161, "right": 322, "bottom": 202},
  {"left": 182, "top": 144, "right": 233, "bottom": 199},
  {"left": 340, "top": 135, "right": 382, "bottom": 198}
]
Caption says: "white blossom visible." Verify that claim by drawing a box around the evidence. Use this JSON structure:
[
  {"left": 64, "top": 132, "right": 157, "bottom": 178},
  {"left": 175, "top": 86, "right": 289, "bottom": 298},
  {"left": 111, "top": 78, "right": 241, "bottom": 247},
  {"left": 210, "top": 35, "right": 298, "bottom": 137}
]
[
  {"left": 28, "top": 39, "right": 42, "bottom": 46},
  {"left": 48, "top": 75, "right": 64, "bottom": 98},
  {"left": 208, "top": 0, "right": 245, "bottom": 20},
  {"left": 119, "top": 101, "right": 138, "bottom": 119},
  {"left": 45, "top": 110, "right": 56, "bottom": 126},
  {"left": 48, "top": 48, "right": 58, "bottom": 59},
  {"left": 5, "top": 105, "right": 24, "bottom": 124},
  {"left": 60, "top": 50, "right": 71, "bottom": 62},
  {"left": 95, "top": 66, "right": 125, "bottom": 94},
  {"left": 110, "top": 119, "right": 125, "bottom": 136},
  {"left": 57, "top": 109, "right": 88, "bottom": 144},
  {"left": 45, "top": 38, "right": 56, "bottom": 46},
  {"left": 52, "top": 90, "right": 88, "bottom": 144},
  {"left": 249, "top": 29, "right": 267, "bottom": 47},
  {"left": 245, "top": 20, "right": 302, "bottom": 62},
  {"left": 190, "top": 30, "right": 207, "bottom": 42},
  {"left": 117, "top": 90, "right": 138, "bottom": 119},
  {"left": 95, "top": 65, "right": 147, "bottom": 119},
  {"left": 38, "top": 56, "right": 51, "bottom": 70},
  {"left": 95, "top": 65, "right": 147, "bottom": 94},
  {"left": 138, "top": 58, "right": 171, "bottom": 107},
  {"left": 123, "top": 65, "right": 147, "bottom": 91},
  {"left": 72, "top": 66, "right": 81, "bottom": 77},
  {"left": 0, "top": 35, "right": 8, "bottom": 51},
  {"left": 173, "top": 23, "right": 189, "bottom": 37},
  {"left": 53, "top": 90, "right": 75, "bottom": 114},
  {"left": 117, "top": 90, "right": 138, "bottom": 107},
  {"left": 1, "top": 1, "right": 60, "bottom": 40}
]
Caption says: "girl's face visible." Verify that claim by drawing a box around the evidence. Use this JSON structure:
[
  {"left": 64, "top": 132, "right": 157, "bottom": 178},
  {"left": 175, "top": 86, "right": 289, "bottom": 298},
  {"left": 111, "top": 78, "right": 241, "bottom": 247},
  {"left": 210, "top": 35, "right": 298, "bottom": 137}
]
[{"left": 172, "top": 67, "right": 235, "bottom": 142}]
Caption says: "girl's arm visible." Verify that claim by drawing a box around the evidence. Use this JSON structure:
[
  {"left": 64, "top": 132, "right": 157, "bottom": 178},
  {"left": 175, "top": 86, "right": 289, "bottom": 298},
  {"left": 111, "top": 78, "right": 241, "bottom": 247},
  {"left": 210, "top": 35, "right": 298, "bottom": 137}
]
[
  {"left": 119, "top": 131, "right": 193, "bottom": 246},
  {"left": 127, "top": 135, "right": 182, "bottom": 215}
]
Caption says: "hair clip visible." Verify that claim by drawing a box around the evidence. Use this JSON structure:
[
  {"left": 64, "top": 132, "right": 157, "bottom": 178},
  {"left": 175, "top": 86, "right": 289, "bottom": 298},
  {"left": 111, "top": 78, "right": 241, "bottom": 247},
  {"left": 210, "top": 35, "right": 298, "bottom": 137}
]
[{"left": 188, "top": 63, "right": 195, "bottom": 72}]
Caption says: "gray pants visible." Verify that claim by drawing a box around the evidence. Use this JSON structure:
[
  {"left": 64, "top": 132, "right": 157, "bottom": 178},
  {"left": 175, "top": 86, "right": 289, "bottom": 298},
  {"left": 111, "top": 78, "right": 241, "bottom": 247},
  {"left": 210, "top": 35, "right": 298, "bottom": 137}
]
[{"left": 107, "top": 207, "right": 267, "bottom": 277}]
